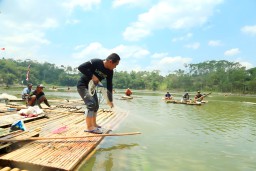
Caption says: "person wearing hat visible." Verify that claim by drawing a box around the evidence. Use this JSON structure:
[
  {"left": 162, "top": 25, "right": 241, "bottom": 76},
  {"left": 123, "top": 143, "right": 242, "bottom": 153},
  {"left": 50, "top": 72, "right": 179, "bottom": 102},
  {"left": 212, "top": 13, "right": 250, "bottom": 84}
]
[
  {"left": 194, "top": 91, "right": 204, "bottom": 102},
  {"left": 77, "top": 53, "right": 120, "bottom": 134},
  {"left": 28, "top": 84, "right": 51, "bottom": 108},
  {"left": 21, "top": 83, "right": 33, "bottom": 104}
]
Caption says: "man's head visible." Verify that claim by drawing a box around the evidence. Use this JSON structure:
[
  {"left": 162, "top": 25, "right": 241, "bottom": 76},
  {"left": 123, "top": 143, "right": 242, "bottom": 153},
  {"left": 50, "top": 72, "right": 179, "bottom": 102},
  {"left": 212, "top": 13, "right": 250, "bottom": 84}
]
[
  {"left": 37, "top": 84, "right": 45, "bottom": 91},
  {"left": 197, "top": 91, "right": 200, "bottom": 93},
  {"left": 106, "top": 53, "right": 120, "bottom": 62},
  {"left": 105, "top": 53, "right": 120, "bottom": 70},
  {"left": 28, "top": 83, "right": 33, "bottom": 88}
]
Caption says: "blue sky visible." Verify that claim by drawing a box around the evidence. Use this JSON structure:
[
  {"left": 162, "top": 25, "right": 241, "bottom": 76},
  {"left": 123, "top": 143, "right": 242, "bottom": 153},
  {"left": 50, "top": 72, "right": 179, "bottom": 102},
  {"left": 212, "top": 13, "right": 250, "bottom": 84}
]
[{"left": 0, "top": 0, "right": 255, "bottom": 75}]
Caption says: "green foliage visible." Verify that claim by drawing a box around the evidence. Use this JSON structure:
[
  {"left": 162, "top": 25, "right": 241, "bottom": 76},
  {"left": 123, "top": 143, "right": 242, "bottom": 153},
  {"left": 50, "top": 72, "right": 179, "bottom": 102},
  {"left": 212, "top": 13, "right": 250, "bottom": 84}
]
[
  {"left": 0, "top": 58, "right": 255, "bottom": 93},
  {"left": 0, "top": 58, "right": 77, "bottom": 87}
]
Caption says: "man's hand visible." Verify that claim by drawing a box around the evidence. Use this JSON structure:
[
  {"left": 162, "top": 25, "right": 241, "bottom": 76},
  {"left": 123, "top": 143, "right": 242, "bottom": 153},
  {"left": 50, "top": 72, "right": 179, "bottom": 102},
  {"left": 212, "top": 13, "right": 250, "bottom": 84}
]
[
  {"left": 108, "top": 102, "right": 114, "bottom": 108},
  {"left": 92, "top": 75, "right": 99, "bottom": 84},
  {"left": 48, "top": 105, "right": 55, "bottom": 110}
]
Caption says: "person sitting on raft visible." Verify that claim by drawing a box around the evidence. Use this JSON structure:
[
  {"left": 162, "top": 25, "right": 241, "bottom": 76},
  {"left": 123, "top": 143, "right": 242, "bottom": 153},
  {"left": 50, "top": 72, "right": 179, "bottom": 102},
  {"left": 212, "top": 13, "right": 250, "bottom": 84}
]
[
  {"left": 182, "top": 92, "right": 190, "bottom": 102},
  {"left": 21, "top": 83, "right": 33, "bottom": 104},
  {"left": 28, "top": 84, "right": 51, "bottom": 109},
  {"left": 125, "top": 88, "right": 132, "bottom": 96},
  {"left": 194, "top": 91, "right": 204, "bottom": 102},
  {"left": 165, "top": 92, "right": 173, "bottom": 100}
]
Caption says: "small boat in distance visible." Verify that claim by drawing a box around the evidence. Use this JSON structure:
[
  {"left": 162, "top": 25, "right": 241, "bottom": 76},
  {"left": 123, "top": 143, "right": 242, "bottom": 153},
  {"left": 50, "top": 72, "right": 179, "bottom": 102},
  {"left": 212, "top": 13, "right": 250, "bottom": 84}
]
[{"left": 120, "top": 95, "right": 133, "bottom": 100}]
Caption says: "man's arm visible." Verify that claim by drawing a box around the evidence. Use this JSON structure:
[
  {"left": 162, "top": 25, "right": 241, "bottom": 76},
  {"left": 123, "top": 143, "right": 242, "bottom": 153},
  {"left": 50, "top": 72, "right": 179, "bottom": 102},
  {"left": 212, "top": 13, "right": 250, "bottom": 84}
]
[
  {"left": 106, "top": 75, "right": 113, "bottom": 102},
  {"left": 78, "top": 61, "right": 93, "bottom": 78},
  {"left": 44, "top": 99, "right": 51, "bottom": 107}
]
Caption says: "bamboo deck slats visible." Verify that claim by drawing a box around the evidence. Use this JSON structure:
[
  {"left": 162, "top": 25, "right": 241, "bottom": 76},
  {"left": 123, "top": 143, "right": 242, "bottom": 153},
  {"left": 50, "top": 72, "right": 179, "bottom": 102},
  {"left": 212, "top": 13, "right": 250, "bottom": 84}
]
[{"left": 0, "top": 100, "right": 128, "bottom": 171}]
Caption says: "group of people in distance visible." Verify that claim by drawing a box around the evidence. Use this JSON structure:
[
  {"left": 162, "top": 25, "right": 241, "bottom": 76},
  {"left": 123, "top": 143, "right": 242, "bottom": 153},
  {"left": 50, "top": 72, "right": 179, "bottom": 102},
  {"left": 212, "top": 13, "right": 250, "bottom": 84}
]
[
  {"left": 164, "top": 91, "right": 205, "bottom": 102},
  {"left": 21, "top": 83, "right": 51, "bottom": 109}
]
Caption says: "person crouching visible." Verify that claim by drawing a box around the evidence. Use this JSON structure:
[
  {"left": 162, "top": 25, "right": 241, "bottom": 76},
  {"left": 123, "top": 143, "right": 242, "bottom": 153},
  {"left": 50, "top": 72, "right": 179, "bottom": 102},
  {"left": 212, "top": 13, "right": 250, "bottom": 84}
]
[{"left": 28, "top": 84, "right": 51, "bottom": 109}]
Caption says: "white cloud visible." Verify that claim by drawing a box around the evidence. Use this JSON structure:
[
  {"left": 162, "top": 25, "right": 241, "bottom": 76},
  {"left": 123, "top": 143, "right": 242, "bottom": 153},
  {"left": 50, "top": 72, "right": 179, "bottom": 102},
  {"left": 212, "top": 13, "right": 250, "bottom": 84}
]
[
  {"left": 238, "top": 61, "right": 253, "bottom": 69},
  {"left": 74, "top": 44, "right": 87, "bottom": 50},
  {"left": 156, "top": 56, "right": 192, "bottom": 65},
  {"left": 65, "top": 19, "right": 80, "bottom": 25},
  {"left": 117, "top": 54, "right": 192, "bottom": 76},
  {"left": 72, "top": 42, "right": 109, "bottom": 59},
  {"left": 1, "top": 0, "right": 254, "bottom": 74},
  {"left": 172, "top": 33, "right": 193, "bottom": 42},
  {"left": 62, "top": 0, "right": 101, "bottom": 12},
  {"left": 40, "top": 18, "right": 59, "bottom": 29},
  {"left": 0, "top": 1, "right": 65, "bottom": 62},
  {"left": 208, "top": 40, "right": 221, "bottom": 46},
  {"left": 3, "top": 31, "right": 49, "bottom": 45},
  {"left": 151, "top": 53, "right": 169, "bottom": 59},
  {"left": 71, "top": 43, "right": 193, "bottom": 76},
  {"left": 149, "top": 55, "right": 192, "bottom": 75},
  {"left": 117, "top": 62, "right": 143, "bottom": 73},
  {"left": 224, "top": 48, "right": 240, "bottom": 56},
  {"left": 185, "top": 42, "right": 200, "bottom": 49},
  {"left": 72, "top": 42, "right": 150, "bottom": 59},
  {"left": 234, "top": 58, "right": 253, "bottom": 69},
  {"left": 112, "top": 0, "right": 149, "bottom": 8},
  {"left": 123, "top": 26, "right": 151, "bottom": 41},
  {"left": 112, "top": 45, "right": 150, "bottom": 59},
  {"left": 241, "top": 25, "right": 256, "bottom": 36},
  {"left": 123, "top": 0, "right": 223, "bottom": 41},
  {"left": 0, "top": 26, "right": 51, "bottom": 62}
]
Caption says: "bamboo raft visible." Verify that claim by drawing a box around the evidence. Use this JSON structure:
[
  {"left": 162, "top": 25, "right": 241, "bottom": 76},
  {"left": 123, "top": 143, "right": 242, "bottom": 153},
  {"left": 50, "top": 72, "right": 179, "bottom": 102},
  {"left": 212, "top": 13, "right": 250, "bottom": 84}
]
[
  {"left": 164, "top": 99, "right": 175, "bottom": 103},
  {"left": 119, "top": 95, "right": 133, "bottom": 100},
  {"left": 0, "top": 100, "right": 132, "bottom": 171},
  {"left": 165, "top": 100, "right": 208, "bottom": 105}
]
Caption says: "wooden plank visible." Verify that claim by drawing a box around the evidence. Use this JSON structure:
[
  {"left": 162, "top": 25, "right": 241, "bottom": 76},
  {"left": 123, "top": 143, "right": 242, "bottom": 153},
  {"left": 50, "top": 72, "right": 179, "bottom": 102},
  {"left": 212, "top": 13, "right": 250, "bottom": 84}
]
[
  {"left": 0, "top": 128, "right": 41, "bottom": 153},
  {"left": 0, "top": 105, "right": 132, "bottom": 171},
  {"left": 0, "top": 132, "right": 141, "bottom": 142}
]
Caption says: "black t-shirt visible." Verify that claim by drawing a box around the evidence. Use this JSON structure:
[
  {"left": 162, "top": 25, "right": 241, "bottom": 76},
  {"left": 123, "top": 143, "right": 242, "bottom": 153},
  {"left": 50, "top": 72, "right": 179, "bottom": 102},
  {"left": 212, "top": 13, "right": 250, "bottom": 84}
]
[
  {"left": 183, "top": 93, "right": 189, "bottom": 99},
  {"left": 31, "top": 90, "right": 45, "bottom": 99},
  {"left": 165, "top": 93, "right": 171, "bottom": 97},
  {"left": 77, "top": 58, "right": 113, "bottom": 101},
  {"left": 196, "top": 93, "right": 203, "bottom": 98}
]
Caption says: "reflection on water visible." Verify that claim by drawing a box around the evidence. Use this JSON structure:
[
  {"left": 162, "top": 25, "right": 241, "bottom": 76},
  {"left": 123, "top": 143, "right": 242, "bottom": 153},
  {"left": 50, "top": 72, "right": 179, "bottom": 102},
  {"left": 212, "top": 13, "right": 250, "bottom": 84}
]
[{"left": 79, "top": 143, "right": 139, "bottom": 171}]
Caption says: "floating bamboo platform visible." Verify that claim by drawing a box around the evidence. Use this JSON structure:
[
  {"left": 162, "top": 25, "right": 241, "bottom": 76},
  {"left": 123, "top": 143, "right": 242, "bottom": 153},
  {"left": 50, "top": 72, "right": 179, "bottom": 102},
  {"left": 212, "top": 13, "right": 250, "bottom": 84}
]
[
  {"left": 164, "top": 99, "right": 175, "bottom": 103},
  {"left": 164, "top": 99, "right": 208, "bottom": 105},
  {"left": 119, "top": 95, "right": 133, "bottom": 100},
  {"left": 0, "top": 99, "right": 130, "bottom": 171}
]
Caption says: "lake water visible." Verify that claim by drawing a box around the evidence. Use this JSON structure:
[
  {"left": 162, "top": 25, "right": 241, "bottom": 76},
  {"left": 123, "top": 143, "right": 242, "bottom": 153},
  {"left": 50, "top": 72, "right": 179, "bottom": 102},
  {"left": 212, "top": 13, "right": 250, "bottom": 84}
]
[
  {"left": 2, "top": 89, "right": 256, "bottom": 171},
  {"left": 75, "top": 91, "right": 256, "bottom": 171}
]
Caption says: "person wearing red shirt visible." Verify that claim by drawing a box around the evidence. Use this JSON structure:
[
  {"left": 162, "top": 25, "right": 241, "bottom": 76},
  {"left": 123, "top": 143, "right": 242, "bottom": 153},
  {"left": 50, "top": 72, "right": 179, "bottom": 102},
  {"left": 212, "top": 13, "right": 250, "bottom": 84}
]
[{"left": 125, "top": 88, "right": 132, "bottom": 96}]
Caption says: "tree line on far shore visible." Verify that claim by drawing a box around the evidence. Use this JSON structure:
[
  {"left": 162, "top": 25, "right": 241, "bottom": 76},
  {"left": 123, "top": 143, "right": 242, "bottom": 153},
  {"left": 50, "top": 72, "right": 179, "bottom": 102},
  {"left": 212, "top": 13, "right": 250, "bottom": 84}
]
[{"left": 0, "top": 58, "right": 256, "bottom": 94}]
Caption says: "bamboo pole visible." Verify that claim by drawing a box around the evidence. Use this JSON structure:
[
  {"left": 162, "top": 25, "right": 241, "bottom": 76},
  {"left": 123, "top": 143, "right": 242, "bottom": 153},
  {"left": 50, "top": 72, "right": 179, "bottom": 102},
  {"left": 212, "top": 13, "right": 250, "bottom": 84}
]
[{"left": 0, "top": 132, "right": 141, "bottom": 142}]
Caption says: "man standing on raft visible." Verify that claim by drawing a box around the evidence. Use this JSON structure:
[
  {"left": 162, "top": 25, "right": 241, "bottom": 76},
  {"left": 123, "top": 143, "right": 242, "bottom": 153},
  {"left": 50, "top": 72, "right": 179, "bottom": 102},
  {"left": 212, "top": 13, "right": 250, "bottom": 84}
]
[{"left": 77, "top": 53, "right": 120, "bottom": 134}]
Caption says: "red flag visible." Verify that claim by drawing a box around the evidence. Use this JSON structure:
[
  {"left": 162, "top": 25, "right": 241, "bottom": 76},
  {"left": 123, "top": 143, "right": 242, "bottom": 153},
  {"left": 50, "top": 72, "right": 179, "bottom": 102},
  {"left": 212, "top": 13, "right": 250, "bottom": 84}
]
[
  {"left": 1, "top": 48, "right": 5, "bottom": 50},
  {"left": 26, "top": 64, "right": 31, "bottom": 81}
]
